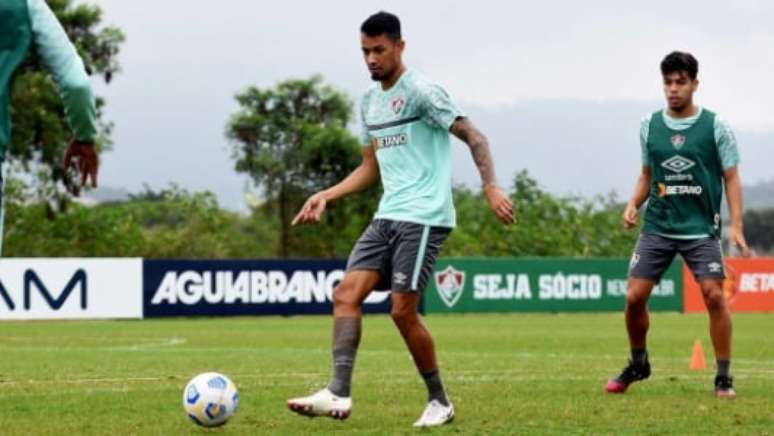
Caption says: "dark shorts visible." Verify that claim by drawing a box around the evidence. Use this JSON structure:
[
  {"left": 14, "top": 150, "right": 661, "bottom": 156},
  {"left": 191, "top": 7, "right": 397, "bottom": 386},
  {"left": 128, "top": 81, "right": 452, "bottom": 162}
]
[
  {"left": 346, "top": 219, "right": 451, "bottom": 293},
  {"left": 629, "top": 233, "right": 725, "bottom": 282}
]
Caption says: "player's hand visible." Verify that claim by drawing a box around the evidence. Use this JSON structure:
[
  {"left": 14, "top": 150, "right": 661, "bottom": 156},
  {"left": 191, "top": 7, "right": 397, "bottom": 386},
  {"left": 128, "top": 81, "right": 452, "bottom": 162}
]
[
  {"left": 292, "top": 192, "right": 328, "bottom": 226},
  {"left": 622, "top": 203, "right": 639, "bottom": 230},
  {"left": 484, "top": 184, "right": 515, "bottom": 225},
  {"left": 63, "top": 139, "right": 98, "bottom": 188},
  {"left": 729, "top": 224, "right": 751, "bottom": 257}
]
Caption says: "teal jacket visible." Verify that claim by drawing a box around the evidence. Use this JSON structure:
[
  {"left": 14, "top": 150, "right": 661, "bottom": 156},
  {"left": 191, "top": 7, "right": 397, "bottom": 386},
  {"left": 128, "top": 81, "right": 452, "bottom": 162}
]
[{"left": 0, "top": 0, "right": 97, "bottom": 161}]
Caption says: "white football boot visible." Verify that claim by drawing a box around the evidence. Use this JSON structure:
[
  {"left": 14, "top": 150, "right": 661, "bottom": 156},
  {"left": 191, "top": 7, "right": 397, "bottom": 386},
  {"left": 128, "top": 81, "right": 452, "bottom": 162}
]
[
  {"left": 286, "top": 388, "right": 352, "bottom": 420},
  {"left": 412, "top": 399, "right": 455, "bottom": 427}
]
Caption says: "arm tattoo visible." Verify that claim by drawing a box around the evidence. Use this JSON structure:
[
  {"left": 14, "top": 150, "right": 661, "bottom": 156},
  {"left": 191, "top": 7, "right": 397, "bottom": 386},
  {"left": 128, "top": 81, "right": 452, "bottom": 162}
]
[{"left": 451, "top": 118, "right": 496, "bottom": 186}]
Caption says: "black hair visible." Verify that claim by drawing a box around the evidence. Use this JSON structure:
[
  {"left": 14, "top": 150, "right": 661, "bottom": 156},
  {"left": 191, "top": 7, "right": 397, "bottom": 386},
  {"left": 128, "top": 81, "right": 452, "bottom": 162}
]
[
  {"left": 361, "top": 11, "right": 401, "bottom": 41},
  {"left": 660, "top": 51, "right": 698, "bottom": 80}
]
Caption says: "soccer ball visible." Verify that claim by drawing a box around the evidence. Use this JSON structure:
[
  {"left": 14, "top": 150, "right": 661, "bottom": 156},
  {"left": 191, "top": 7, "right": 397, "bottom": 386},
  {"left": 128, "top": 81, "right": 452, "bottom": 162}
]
[{"left": 183, "top": 372, "right": 239, "bottom": 427}]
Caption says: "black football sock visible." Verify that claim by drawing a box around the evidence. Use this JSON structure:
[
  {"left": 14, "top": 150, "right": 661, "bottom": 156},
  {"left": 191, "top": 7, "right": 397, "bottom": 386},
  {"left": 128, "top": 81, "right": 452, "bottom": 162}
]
[
  {"left": 327, "top": 317, "right": 361, "bottom": 397},
  {"left": 421, "top": 369, "right": 449, "bottom": 406},
  {"left": 631, "top": 348, "right": 648, "bottom": 366},
  {"left": 716, "top": 359, "right": 731, "bottom": 378}
]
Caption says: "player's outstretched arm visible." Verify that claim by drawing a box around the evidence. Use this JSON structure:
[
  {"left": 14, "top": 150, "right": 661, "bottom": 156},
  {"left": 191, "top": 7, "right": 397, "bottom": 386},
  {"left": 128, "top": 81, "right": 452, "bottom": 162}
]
[
  {"left": 450, "top": 117, "right": 514, "bottom": 225},
  {"left": 28, "top": 0, "right": 99, "bottom": 187},
  {"left": 623, "top": 166, "right": 651, "bottom": 229},
  {"left": 723, "top": 166, "right": 751, "bottom": 256},
  {"left": 292, "top": 146, "right": 379, "bottom": 226}
]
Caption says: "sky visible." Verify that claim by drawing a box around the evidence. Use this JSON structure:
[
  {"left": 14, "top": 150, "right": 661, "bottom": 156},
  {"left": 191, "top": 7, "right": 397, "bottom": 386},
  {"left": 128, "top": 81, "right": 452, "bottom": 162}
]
[{"left": 88, "top": 0, "right": 774, "bottom": 209}]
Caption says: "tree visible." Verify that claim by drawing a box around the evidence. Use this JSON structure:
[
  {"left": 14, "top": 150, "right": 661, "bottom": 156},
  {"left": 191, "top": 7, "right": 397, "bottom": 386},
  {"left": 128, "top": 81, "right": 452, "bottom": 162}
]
[
  {"left": 226, "top": 76, "right": 366, "bottom": 257},
  {"left": 3, "top": 184, "right": 278, "bottom": 258},
  {"left": 443, "top": 170, "right": 637, "bottom": 257},
  {"left": 8, "top": 0, "right": 124, "bottom": 211},
  {"left": 744, "top": 208, "right": 774, "bottom": 254}
]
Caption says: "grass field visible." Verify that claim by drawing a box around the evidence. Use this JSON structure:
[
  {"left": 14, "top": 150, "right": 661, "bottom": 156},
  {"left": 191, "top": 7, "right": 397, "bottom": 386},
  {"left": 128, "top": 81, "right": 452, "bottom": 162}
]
[{"left": 0, "top": 313, "right": 772, "bottom": 435}]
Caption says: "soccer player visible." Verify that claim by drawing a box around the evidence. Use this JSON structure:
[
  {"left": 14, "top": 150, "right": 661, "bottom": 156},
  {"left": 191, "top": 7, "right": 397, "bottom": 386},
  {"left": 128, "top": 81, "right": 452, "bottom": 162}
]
[
  {"left": 0, "top": 0, "right": 99, "bottom": 255},
  {"left": 287, "top": 11, "right": 514, "bottom": 427},
  {"left": 605, "top": 51, "right": 749, "bottom": 397}
]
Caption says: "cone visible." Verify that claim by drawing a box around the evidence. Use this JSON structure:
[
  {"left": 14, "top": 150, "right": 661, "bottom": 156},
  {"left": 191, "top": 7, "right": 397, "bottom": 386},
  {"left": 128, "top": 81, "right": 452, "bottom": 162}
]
[{"left": 689, "top": 339, "right": 706, "bottom": 370}]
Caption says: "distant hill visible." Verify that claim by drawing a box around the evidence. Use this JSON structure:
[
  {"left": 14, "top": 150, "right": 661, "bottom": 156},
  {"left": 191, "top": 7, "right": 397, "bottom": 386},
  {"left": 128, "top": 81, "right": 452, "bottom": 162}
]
[{"left": 744, "top": 179, "right": 774, "bottom": 210}]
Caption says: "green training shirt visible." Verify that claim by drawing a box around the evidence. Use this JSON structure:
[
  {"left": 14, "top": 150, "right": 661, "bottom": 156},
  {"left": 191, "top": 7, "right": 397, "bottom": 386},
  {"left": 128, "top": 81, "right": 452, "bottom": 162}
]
[
  {"left": 0, "top": 0, "right": 97, "bottom": 161},
  {"left": 359, "top": 69, "right": 464, "bottom": 228},
  {"left": 640, "top": 108, "right": 739, "bottom": 239}
]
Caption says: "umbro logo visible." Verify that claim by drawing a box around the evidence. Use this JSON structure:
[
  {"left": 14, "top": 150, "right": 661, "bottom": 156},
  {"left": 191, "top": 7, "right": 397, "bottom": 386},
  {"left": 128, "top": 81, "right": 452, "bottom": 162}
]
[
  {"left": 708, "top": 262, "right": 723, "bottom": 273},
  {"left": 661, "top": 155, "right": 696, "bottom": 173},
  {"left": 393, "top": 272, "right": 407, "bottom": 286}
]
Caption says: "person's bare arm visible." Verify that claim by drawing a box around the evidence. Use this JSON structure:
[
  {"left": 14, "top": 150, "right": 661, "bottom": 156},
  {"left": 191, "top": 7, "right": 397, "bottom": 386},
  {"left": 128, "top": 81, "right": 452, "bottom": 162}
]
[
  {"left": 450, "top": 118, "right": 496, "bottom": 185},
  {"left": 292, "top": 146, "right": 379, "bottom": 225},
  {"left": 623, "top": 166, "right": 652, "bottom": 229},
  {"left": 450, "top": 117, "right": 514, "bottom": 225},
  {"left": 724, "top": 166, "right": 751, "bottom": 256}
]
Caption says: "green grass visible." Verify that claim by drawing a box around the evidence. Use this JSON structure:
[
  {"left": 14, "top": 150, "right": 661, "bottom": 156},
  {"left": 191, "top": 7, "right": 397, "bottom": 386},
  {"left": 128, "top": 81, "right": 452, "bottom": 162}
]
[{"left": 0, "top": 313, "right": 772, "bottom": 435}]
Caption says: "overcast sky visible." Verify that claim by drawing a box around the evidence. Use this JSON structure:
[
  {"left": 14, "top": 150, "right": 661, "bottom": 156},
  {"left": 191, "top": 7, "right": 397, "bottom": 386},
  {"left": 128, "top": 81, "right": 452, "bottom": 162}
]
[{"left": 88, "top": 0, "right": 774, "bottom": 209}]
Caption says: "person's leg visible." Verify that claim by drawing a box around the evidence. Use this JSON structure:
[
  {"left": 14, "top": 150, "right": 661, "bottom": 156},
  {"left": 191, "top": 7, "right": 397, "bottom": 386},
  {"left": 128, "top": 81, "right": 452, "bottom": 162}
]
[
  {"left": 327, "top": 270, "right": 382, "bottom": 398},
  {"left": 390, "top": 292, "right": 448, "bottom": 406},
  {"left": 698, "top": 278, "right": 732, "bottom": 363},
  {"left": 681, "top": 237, "right": 734, "bottom": 396},
  {"left": 604, "top": 277, "right": 656, "bottom": 393},
  {"left": 287, "top": 220, "right": 389, "bottom": 418},
  {"left": 626, "top": 277, "right": 658, "bottom": 361},
  {"left": 606, "top": 233, "right": 675, "bottom": 393},
  {"left": 388, "top": 222, "right": 454, "bottom": 427},
  {"left": 625, "top": 233, "right": 677, "bottom": 363}
]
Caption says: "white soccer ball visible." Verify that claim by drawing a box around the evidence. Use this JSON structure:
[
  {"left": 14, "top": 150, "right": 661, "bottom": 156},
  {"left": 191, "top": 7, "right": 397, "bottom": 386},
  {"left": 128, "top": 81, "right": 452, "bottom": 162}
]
[{"left": 183, "top": 372, "right": 239, "bottom": 427}]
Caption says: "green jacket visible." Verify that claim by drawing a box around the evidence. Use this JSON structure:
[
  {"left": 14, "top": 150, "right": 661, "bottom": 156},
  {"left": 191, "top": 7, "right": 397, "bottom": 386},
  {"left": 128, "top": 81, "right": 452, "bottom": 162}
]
[{"left": 0, "top": 0, "right": 97, "bottom": 161}]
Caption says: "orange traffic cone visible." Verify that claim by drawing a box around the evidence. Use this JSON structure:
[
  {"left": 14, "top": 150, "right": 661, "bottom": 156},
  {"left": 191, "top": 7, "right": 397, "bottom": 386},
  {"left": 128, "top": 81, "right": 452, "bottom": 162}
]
[{"left": 689, "top": 339, "right": 706, "bottom": 370}]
